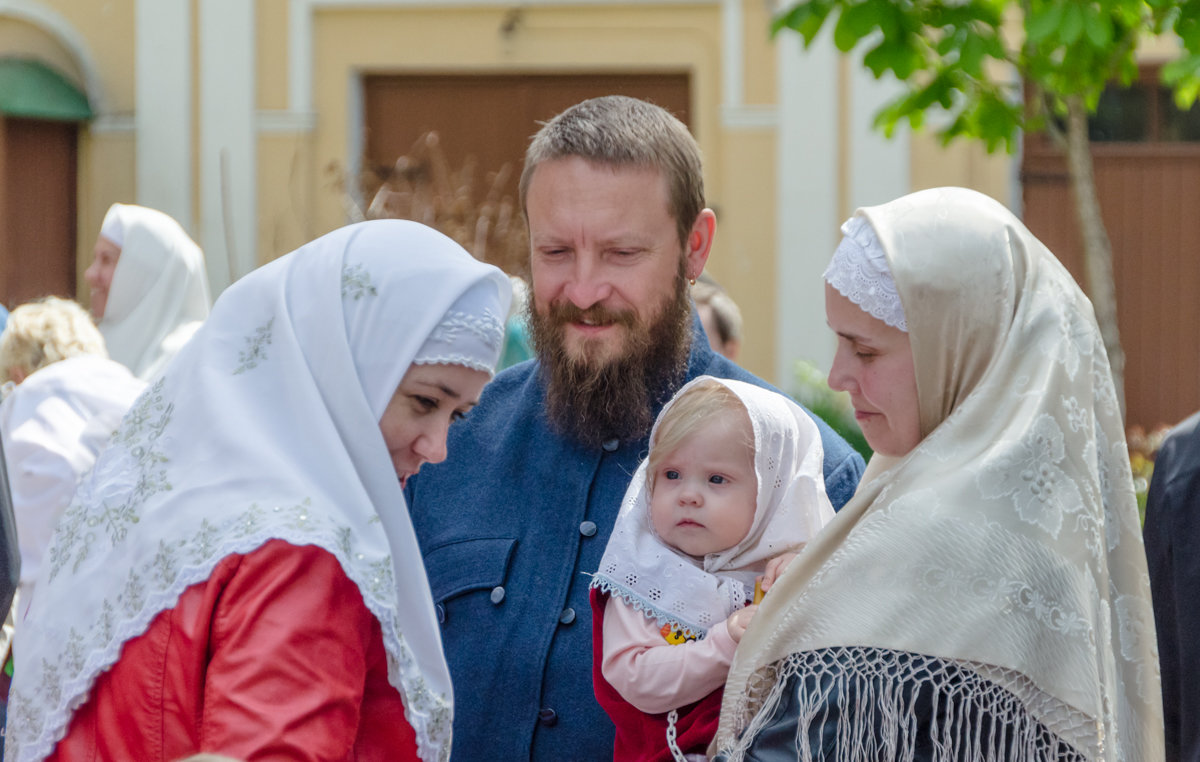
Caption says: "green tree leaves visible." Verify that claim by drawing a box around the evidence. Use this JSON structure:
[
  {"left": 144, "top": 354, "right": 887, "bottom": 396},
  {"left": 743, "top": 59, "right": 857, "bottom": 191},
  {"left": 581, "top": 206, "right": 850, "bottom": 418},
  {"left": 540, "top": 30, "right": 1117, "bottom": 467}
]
[{"left": 774, "top": 0, "right": 1200, "bottom": 154}]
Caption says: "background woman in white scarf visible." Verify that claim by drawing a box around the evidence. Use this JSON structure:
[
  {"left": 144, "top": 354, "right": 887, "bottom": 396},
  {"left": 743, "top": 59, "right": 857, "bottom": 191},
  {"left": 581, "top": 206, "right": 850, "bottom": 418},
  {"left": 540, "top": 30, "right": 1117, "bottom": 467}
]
[
  {"left": 5, "top": 220, "right": 511, "bottom": 762},
  {"left": 0, "top": 297, "right": 145, "bottom": 621},
  {"left": 713, "top": 187, "right": 1161, "bottom": 761},
  {"left": 84, "top": 203, "right": 212, "bottom": 380}
]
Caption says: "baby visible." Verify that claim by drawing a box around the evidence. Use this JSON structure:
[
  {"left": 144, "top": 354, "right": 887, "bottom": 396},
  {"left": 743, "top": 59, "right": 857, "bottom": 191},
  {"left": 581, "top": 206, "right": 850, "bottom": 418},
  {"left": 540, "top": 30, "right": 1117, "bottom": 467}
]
[{"left": 590, "top": 376, "right": 835, "bottom": 761}]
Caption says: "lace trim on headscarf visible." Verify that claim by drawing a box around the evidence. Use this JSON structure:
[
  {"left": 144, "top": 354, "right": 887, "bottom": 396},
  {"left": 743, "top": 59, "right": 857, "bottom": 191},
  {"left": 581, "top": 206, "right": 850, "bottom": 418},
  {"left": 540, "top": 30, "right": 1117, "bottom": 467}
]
[
  {"left": 717, "top": 647, "right": 1097, "bottom": 762},
  {"left": 591, "top": 573, "right": 729, "bottom": 640},
  {"left": 823, "top": 216, "right": 907, "bottom": 332},
  {"left": 5, "top": 508, "right": 451, "bottom": 762},
  {"left": 412, "top": 303, "right": 506, "bottom": 375}
]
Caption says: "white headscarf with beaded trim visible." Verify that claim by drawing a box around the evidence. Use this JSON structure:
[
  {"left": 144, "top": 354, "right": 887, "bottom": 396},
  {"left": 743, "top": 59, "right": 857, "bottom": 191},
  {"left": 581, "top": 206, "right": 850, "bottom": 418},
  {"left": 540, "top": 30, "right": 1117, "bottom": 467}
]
[{"left": 7, "top": 220, "right": 511, "bottom": 762}]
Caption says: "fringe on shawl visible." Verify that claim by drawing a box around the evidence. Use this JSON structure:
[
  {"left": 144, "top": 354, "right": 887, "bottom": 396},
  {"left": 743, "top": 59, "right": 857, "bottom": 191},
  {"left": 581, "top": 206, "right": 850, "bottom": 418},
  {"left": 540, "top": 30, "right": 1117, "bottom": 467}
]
[{"left": 716, "top": 647, "right": 1096, "bottom": 762}]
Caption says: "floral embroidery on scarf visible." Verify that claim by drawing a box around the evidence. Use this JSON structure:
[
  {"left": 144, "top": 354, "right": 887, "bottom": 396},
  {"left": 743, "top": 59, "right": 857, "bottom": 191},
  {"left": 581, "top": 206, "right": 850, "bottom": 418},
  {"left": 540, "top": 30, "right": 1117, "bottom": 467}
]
[
  {"left": 976, "top": 414, "right": 1084, "bottom": 538},
  {"left": 47, "top": 379, "right": 174, "bottom": 579},
  {"left": 342, "top": 264, "right": 378, "bottom": 300},
  {"left": 6, "top": 497, "right": 433, "bottom": 760},
  {"left": 1060, "top": 395, "right": 1090, "bottom": 434},
  {"left": 234, "top": 317, "right": 275, "bottom": 375},
  {"left": 1115, "top": 593, "right": 1159, "bottom": 701},
  {"left": 1038, "top": 279, "right": 1094, "bottom": 381}
]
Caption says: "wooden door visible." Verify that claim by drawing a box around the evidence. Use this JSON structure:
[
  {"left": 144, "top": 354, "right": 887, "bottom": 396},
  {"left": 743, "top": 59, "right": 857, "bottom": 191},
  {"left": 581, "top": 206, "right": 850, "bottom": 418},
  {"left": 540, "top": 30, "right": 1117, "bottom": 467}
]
[
  {"left": 1022, "top": 67, "right": 1200, "bottom": 429},
  {"left": 361, "top": 73, "right": 690, "bottom": 274},
  {"left": 0, "top": 116, "right": 78, "bottom": 308}
]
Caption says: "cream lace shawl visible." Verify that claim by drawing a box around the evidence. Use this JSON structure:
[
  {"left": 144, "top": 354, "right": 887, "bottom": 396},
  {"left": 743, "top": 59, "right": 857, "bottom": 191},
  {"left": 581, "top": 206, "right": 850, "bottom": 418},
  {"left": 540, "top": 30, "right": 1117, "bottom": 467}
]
[{"left": 715, "top": 187, "right": 1162, "bottom": 761}]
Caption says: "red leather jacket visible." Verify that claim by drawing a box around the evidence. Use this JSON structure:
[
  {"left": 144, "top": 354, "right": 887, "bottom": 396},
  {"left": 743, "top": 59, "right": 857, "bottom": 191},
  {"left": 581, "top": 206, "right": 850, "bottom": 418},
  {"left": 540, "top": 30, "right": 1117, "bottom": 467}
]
[{"left": 45, "top": 539, "right": 419, "bottom": 761}]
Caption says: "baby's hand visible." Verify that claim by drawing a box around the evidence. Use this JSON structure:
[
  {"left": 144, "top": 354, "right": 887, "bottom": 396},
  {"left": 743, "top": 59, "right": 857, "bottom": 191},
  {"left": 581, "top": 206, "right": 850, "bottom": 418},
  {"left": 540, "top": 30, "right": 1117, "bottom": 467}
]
[
  {"left": 757, "top": 551, "right": 800, "bottom": 596},
  {"left": 725, "top": 604, "right": 758, "bottom": 643}
]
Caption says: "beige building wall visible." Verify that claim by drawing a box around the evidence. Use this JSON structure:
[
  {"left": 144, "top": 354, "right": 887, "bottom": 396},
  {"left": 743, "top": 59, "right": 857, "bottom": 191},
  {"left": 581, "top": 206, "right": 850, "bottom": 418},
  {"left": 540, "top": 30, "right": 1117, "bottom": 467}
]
[
  {"left": 3, "top": 0, "right": 1015, "bottom": 388},
  {"left": 0, "top": 0, "right": 137, "bottom": 292}
]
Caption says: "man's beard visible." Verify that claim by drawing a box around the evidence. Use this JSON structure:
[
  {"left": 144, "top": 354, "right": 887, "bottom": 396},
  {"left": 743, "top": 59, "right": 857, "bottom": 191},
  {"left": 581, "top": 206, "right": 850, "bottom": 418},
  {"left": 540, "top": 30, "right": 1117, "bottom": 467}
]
[{"left": 527, "top": 266, "right": 692, "bottom": 449}]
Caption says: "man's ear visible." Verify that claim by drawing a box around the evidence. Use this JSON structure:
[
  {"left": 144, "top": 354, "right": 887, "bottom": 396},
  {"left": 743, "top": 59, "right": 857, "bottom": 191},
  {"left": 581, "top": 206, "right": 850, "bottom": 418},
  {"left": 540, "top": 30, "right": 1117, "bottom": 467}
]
[{"left": 684, "top": 209, "right": 716, "bottom": 280}]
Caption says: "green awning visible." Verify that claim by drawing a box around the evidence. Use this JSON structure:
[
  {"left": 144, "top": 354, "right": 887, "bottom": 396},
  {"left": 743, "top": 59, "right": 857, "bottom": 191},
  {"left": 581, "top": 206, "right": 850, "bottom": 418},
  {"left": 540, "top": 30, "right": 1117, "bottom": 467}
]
[{"left": 0, "top": 59, "right": 92, "bottom": 122}]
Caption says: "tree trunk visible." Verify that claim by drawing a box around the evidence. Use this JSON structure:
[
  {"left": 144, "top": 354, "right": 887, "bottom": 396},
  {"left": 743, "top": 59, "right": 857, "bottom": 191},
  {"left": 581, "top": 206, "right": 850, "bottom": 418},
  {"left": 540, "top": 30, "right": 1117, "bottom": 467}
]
[{"left": 1063, "top": 95, "right": 1127, "bottom": 420}]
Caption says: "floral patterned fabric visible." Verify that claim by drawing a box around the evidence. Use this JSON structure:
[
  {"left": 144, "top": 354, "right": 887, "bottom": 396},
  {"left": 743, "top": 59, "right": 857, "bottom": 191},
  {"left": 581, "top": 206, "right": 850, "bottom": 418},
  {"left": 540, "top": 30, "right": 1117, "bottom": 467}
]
[
  {"left": 5, "top": 220, "right": 511, "bottom": 762},
  {"left": 715, "top": 187, "right": 1162, "bottom": 761}
]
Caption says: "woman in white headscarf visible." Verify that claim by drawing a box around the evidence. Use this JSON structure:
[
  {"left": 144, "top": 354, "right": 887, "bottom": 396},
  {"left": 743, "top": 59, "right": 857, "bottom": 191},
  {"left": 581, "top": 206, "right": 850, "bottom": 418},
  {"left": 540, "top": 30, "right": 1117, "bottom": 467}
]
[
  {"left": 6, "top": 220, "right": 511, "bottom": 762},
  {"left": 84, "top": 203, "right": 212, "bottom": 380},
  {"left": 713, "top": 187, "right": 1162, "bottom": 761},
  {"left": 0, "top": 297, "right": 145, "bottom": 620}
]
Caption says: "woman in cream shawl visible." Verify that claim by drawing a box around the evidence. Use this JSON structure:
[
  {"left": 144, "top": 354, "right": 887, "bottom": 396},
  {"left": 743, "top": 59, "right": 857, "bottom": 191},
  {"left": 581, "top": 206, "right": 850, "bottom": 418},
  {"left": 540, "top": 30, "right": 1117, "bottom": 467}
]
[{"left": 714, "top": 187, "right": 1161, "bottom": 761}]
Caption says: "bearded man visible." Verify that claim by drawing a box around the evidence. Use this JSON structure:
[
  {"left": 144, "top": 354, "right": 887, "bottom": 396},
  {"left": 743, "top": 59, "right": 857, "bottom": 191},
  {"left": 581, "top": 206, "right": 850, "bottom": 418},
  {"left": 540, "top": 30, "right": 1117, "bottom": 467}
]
[{"left": 405, "top": 95, "right": 865, "bottom": 761}]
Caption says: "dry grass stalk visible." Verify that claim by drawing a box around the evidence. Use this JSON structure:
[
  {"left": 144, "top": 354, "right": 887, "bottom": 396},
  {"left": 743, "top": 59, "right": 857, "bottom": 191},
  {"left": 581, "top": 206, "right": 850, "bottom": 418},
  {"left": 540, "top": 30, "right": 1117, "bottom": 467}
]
[{"left": 348, "top": 132, "right": 528, "bottom": 276}]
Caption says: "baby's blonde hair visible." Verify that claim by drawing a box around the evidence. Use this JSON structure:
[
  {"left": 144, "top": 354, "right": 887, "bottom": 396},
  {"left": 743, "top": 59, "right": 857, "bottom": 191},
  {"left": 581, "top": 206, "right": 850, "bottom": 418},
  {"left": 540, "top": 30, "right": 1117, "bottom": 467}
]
[
  {"left": 0, "top": 297, "right": 107, "bottom": 383},
  {"left": 647, "top": 379, "right": 754, "bottom": 492}
]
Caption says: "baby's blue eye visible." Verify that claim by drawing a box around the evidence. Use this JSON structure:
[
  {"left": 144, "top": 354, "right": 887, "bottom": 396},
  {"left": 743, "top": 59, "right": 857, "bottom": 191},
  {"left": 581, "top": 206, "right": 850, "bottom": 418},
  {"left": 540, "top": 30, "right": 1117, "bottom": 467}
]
[
  {"left": 709, "top": 475, "right": 726, "bottom": 485},
  {"left": 664, "top": 469, "right": 680, "bottom": 480}
]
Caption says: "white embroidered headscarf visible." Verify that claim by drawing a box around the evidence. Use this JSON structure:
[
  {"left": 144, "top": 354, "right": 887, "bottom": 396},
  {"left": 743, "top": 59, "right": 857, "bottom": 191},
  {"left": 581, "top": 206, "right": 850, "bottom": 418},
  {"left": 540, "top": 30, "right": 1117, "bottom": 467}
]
[
  {"left": 0, "top": 355, "right": 145, "bottom": 618},
  {"left": 715, "top": 187, "right": 1162, "bottom": 760},
  {"left": 5, "top": 220, "right": 511, "bottom": 762},
  {"left": 592, "top": 376, "right": 834, "bottom": 637},
  {"left": 97, "top": 203, "right": 212, "bottom": 380}
]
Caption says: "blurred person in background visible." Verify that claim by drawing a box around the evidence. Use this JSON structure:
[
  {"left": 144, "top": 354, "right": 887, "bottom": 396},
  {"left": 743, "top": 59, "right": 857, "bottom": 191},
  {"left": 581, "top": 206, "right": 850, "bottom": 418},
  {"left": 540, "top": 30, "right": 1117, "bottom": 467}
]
[
  {"left": 0, "top": 296, "right": 143, "bottom": 693},
  {"left": 692, "top": 273, "right": 742, "bottom": 362},
  {"left": 1144, "top": 410, "right": 1200, "bottom": 762},
  {"left": 499, "top": 274, "right": 534, "bottom": 370},
  {"left": 85, "top": 204, "right": 211, "bottom": 380}
]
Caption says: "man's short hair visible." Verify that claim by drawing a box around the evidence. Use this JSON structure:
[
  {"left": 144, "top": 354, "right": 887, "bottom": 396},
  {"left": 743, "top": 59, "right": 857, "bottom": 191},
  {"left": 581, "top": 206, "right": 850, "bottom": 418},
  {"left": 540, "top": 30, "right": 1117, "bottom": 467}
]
[
  {"left": 519, "top": 95, "right": 705, "bottom": 249},
  {"left": 0, "top": 297, "right": 107, "bottom": 383}
]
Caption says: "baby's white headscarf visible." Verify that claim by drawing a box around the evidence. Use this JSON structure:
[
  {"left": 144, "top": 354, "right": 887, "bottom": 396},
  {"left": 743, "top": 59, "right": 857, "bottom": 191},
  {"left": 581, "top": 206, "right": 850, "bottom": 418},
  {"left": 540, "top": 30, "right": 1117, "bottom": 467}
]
[{"left": 591, "top": 376, "right": 834, "bottom": 637}]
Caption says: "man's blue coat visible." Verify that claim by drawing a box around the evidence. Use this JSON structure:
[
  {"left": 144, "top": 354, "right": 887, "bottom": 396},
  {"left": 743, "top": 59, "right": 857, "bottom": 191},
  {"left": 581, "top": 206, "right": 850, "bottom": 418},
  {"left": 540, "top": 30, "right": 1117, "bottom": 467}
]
[{"left": 406, "top": 322, "right": 865, "bottom": 761}]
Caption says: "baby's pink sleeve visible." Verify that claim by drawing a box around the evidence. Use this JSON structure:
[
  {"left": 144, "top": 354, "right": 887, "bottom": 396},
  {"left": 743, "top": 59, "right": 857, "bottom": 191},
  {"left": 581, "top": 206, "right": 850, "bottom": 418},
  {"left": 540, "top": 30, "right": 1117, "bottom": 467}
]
[{"left": 600, "top": 596, "right": 738, "bottom": 715}]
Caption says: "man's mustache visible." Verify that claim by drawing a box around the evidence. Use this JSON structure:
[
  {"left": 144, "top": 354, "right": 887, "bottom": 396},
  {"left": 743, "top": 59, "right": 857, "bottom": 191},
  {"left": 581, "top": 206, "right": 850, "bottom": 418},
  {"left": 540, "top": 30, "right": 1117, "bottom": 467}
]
[{"left": 546, "top": 302, "right": 637, "bottom": 330}]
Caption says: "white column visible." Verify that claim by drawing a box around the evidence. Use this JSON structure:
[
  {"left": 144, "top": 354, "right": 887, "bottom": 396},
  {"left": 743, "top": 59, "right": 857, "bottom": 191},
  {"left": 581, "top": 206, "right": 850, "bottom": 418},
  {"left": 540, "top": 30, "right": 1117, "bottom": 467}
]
[
  {"left": 199, "top": 0, "right": 257, "bottom": 294},
  {"left": 721, "top": 0, "right": 743, "bottom": 109},
  {"left": 775, "top": 29, "right": 839, "bottom": 385},
  {"left": 848, "top": 66, "right": 909, "bottom": 212},
  {"left": 135, "top": 0, "right": 192, "bottom": 231},
  {"left": 289, "top": 0, "right": 313, "bottom": 113}
]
